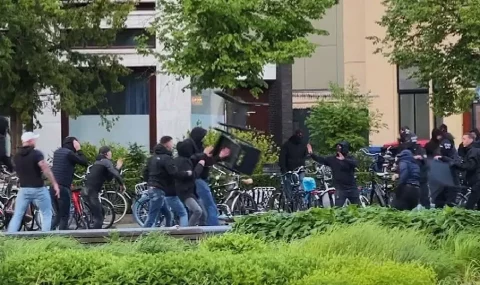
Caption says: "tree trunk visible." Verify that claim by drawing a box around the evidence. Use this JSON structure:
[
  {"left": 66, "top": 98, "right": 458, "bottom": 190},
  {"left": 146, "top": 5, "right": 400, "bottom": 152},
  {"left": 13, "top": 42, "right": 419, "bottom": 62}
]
[{"left": 10, "top": 110, "right": 23, "bottom": 155}]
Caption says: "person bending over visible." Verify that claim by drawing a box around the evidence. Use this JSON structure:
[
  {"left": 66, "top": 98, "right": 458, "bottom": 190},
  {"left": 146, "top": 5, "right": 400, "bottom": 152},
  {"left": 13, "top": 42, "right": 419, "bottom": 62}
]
[
  {"left": 83, "top": 146, "right": 125, "bottom": 229},
  {"left": 308, "top": 141, "right": 360, "bottom": 207},
  {"left": 392, "top": 149, "right": 420, "bottom": 210}
]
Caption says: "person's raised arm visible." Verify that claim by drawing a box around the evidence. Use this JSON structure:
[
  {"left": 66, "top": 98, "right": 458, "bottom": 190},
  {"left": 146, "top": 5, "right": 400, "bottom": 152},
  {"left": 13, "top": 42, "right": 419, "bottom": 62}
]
[
  {"left": 68, "top": 151, "right": 89, "bottom": 167},
  {"left": 102, "top": 159, "right": 124, "bottom": 186},
  {"left": 343, "top": 156, "right": 358, "bottom": 168},
  {"left": 310, "top": 153, "right": 330, "bottom": 166}
]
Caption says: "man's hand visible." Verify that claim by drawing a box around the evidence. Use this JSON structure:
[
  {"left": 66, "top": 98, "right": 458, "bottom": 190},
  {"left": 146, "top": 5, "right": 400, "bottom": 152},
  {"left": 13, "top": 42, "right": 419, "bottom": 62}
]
[
  {"left": 119, "top": 184, "right": 126, "bottom": 193},
  {"left": 52, "top": 183, "right": 60, "bottom": 198},
  {"left": 391, "top": 174, "right": 399, "bottom": 181},
  {"left": 116, "top": 158, "right": 124, "bottom": 169},
  {"left": 219, "top": 147, "right": 230, "bottom": 159},
  {"left": 413, "top": 155, "right": 423, "bottom": 160},
  {"left": 204, "top": 146, "right": 214, "bottom": 157},
  {"left": 337, "top": 152, "right": 345, "bottom": 160},
  {"left": 73, "top": 140, "right": 81, "bottom": 151},
  {"left": 186, "top": 170, "right": 193, "bottom": 176},
  {"left": 434, "top": 155, "right": 442, "bottom": 160},
  {"left": 198, "top": 160, "right": 205, "bottom": 166},
  {"left": 307, "top": 143, "right": 312, "bottom": 154}
]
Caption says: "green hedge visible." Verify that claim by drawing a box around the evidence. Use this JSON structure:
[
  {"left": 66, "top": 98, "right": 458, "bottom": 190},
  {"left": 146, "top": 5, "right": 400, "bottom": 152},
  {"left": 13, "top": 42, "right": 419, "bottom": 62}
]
[
  {"left": 0, "top": 227, "right": 440, "bottom": 284},
  {"left": 233, "top": 206, "right": 480, "bottom": 241}
]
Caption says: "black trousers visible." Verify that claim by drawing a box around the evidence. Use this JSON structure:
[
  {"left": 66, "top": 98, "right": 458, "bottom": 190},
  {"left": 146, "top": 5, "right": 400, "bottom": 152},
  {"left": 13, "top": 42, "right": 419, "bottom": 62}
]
[
  {"left": 419, "top": 182, "right": 431, "bottom": 209},
  {"left": 393, "top": 184, "right": 420, "bottom": 211},
  {"left": 52, "top": 185, "right": 72, "bottom": 230},
  {"left": 335, "top": 189, "right": 360, "bottom": 207},
  {"left": 82, "top": 188, "right": 103, "bottom": 229},
  {"left": 466, "top": 183, "right": 480, "bottom": 210}
]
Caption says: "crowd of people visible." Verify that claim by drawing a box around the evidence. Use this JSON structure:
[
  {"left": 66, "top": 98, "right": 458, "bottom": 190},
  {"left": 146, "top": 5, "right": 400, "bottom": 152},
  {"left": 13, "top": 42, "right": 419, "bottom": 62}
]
[
  {"left": 4, "top": 124, "right": 230, "bottom": 232},
  {"left": 279, "top": 125, "right": 480, "bottom": 211}
]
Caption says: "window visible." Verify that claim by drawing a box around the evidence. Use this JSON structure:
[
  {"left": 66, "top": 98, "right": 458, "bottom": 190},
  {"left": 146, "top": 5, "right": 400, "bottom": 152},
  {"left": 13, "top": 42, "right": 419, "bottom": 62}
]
[
  {"left": 399, "top": 93, "right": 430, "bottom": 139},
  {"left": 398, "top": 67, "right": 428, "bottom": 90},
  {"left": 78, "top": 29, "right": 155, "bottom": 49},
  {"left": 84, "top": 69, "right": 151, "bottom": 115},
  {"left": 191, "top": 89, "right": 225, "bottom": 128}
]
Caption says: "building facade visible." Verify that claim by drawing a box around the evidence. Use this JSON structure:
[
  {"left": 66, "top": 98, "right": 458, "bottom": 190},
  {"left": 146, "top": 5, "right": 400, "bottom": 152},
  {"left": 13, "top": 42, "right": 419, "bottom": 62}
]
[
  {"left": 292, "top": 0, "right": 465, "bottom": 145},
  {"left": 35, "top": 0, "right": 278, "bottom": 156}
]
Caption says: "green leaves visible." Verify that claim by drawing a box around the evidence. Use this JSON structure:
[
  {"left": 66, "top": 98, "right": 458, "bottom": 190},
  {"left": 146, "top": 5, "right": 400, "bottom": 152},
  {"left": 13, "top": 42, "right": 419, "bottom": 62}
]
[
  {"left": 306, "top": 79, "right": 385, "bottom": 154},
  {"left": 371, "top": 0, "right": 480, "bottom": 116},
  {"left": 139, "top": 0, "right": 337, "bottom": 96}
]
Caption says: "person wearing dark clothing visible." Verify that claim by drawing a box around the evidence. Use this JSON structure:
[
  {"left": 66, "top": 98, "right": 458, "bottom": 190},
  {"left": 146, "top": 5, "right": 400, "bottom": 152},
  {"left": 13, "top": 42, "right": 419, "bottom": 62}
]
[
  {"left": 0, "top": 116, "right": 13, "bottom": 172},
  {"left": 83, "top": 146, "right": 124, "bottom": 229},
  {"left": 51, "top": 137, "right": 88, "bottom": 230},
  {"left": 447, "top": 133, "right": 480, "bottom": 210},
  {"left": 399, "top": 126, "right": 418, "bottom": 145},
  {"left": 392, "top": 149, "right": 421, "bottom": 210},
  {"left": 183, "top": 127, "right": 230, "bottom": 226},
  {"left": 8, "top": 132, "right": 59, "bottom": 232},
  {"left": 425, "top": 128, "right": 443, "bottom": 157},
  {"left": 440, "top": 124, "right": 455, "bottom": 146},
  {"left": 309, "top": 141, "right": 360, "bottom": 207},
  {"left": 279, "top": 130, "right": 308, "bottom": 198},
  {"left": 458, "top": 129, "right": 480, "bottom": 157},
  {"left": 142, "top": 136, "right": 189, "bottom": 227},
  {"left": 175, "top": 141, "right": 206, "bottom": 226}
]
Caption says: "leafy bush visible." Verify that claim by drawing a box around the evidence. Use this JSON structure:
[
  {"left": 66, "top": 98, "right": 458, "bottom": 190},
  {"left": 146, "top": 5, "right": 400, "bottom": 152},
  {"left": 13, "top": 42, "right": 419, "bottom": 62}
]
[
  {"left": 233, "top": 206, "right": 480, "bottom": 242},
  {"left": 306, "top": 79, "right": 386, "bottom": 154},
  {"left": 199, "top": 233, "right": 268, "bottom": 254}
]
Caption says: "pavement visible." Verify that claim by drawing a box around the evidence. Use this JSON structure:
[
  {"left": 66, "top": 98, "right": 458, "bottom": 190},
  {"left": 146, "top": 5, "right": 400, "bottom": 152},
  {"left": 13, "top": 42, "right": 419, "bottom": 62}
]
[{"left": 112, "top": 214, "right": 232, "bottom": 229}]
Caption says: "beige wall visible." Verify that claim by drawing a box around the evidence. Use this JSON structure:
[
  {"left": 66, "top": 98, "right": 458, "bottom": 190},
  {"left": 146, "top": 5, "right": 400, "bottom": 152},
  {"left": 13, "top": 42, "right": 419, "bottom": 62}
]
[{"left": 292, "top": 2, "right": 344, "bottom": 90}]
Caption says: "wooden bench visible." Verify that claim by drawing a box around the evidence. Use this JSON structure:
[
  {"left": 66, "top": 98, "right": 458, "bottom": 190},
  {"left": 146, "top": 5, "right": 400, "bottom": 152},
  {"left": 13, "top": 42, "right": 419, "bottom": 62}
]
[{"left": 1, "top": 226, "right": 232, "bottom": 244}]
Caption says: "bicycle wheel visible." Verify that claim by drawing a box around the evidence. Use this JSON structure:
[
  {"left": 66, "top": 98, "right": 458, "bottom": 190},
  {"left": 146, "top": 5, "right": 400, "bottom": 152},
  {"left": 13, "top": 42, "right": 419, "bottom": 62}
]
[
  {"left": 230, "top": 193, "right": 257, "bottom": 215},
  {"left": 267, "top": 191, "right": 289, "bottom": 212},
  {"left": 101, "top": 197, "right": 116, "bottom": 229},
  {"left": 102, "top": 191, "right": 128, "bottom": 223},
  {"left": 132, "top": 196, "right": 164, "bottom": 227}
]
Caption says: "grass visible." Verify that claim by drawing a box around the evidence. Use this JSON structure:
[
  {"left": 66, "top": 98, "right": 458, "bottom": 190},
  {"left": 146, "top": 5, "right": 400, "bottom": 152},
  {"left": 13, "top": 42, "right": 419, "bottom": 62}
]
[{"left": 1, "top": 223, "right": 480, "bottom": 284}]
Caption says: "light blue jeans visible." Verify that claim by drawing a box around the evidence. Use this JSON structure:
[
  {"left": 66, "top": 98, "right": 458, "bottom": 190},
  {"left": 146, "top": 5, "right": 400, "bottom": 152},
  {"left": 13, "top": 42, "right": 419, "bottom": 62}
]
[
  {"left": 7, "top": 187, "right": 52, "bottom": 232},
  {"left": 196, "top": 179, "right": 219, "bottom": 226},
  {"left": 165, "top": 196, "right": 188, "bottom": 227}
]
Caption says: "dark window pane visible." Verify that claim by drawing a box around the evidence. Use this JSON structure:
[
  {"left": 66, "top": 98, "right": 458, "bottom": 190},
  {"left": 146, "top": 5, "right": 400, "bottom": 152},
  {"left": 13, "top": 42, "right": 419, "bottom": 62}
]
[
  {"left": 400, "top": 94, "right": 415, "bottom": 131},
  {"left": 85, "top": 70, "right": 150, "bottom": 115},
  {"left": 398, "top": 67, "right": 427, "bottom": 90},
  {"left": 79, "top": 29, "right": 155, "bottom": 48},
  {"left": 414, "top": 93, "right": 430, "bottom": 139}
]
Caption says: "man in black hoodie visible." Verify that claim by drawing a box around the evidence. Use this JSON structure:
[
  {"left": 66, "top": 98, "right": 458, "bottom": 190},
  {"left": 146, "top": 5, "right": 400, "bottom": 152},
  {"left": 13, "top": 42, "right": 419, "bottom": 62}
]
[
  {"left": 309, "top": 141, "right": 360, "bottom": 206},
  {"left": 143, "top": 136, "right": 191, "bottom": 228},
  {"left": 84, "top": 146, "right": 124, "bottom": 229},
  {"left": 8, "top": 132, "right": 59, "bottom": 232},
  {"left": 183, "top": 127, "right": 230, "bottom": 226},
  {"left": 51, "top": 137, "right": 89, "bottom": 230},
  {"left": 279, "top": 130, "right": 309, "bottom": 195}
]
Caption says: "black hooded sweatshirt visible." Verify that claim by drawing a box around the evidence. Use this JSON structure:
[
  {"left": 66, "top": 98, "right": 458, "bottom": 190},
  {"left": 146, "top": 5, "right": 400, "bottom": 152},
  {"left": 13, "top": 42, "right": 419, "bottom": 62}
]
[
  {"left": 279, "top": 135, "right": 308, "bottom": 173},
  {"left": 183, "top": 127, "right": 216, "bottom": 180},
  {"left": 425, "top": 129, "right": 442, "bottom": 157},
  {"left": 142, "top": 144, "right": 190, "bottom": 196},
  {"left": 310, "top": 141, "right": 358, "bottom": 191},
  {"left": 51, "top": 137, "right": 89, "bottom": 187},
  {"left": 85, "top": 154, "right": 123, "bottom": 191},
  {"left": 174, "top": 141, "right": 204, "bottom": 201},
  {"left": 13, "top": 146, "right": 45, "bottom": 188}
]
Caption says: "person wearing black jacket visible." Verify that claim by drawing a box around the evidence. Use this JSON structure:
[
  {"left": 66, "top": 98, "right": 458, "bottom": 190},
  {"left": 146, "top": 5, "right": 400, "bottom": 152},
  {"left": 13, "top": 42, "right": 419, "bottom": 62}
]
[
  {"left": 142, "top": 136, "right": 190, "bottom": 227},
  {"left": 183, "top": 127, "right": 230, "bottom": 226},
  {"left": 175, "top": 140, "right": 206, "bottom": 226},
  {"left": 398, "top": 141, "right": 429, "bottom": 208},
  {"left": 445, "top": 133, "right": 480, "bottom": 210},
  {"left": 309, "top": 141, "right": 360, "bottom": 206},
  {"left": 83, "top": 146, "right": 125, "bottom": 229},
  {"left": 51, "top": 137, "right": 88, "bottom": 230},
  {"left": 279, "top": 130, "right": 309, "bottom": 198}
]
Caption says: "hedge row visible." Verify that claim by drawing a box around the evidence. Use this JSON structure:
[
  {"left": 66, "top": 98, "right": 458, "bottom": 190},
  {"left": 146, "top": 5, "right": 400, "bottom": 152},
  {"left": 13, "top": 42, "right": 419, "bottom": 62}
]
[
  {"left": 233, "top": 206, "right": 480, "bottom": 241},
  {"left": 0, "top": 226, "right": 440, "bottom": 284}
]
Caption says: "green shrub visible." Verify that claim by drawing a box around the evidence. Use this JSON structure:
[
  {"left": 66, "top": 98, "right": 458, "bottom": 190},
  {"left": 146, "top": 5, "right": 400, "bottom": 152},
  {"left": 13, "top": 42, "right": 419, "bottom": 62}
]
[
  {"left": 294, "top": 256, "right": 436, "bottom": 285},
  {"left": 233, "top": 206, "right": 480, "bottom": 242},
  {"left": 199, "top": 233, "right": 268, "bottom": 254},
  {"left": 306, "top": 79, "right": 386, "bottom": 154},
  {"left": 134, "top": 232, "right": 195, "bottom": 254}
]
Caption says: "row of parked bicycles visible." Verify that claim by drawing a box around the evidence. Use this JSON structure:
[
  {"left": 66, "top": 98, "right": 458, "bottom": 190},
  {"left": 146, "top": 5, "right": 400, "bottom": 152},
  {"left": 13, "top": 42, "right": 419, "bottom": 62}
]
[{"left": 2, "top": 144, "right": 475, "bottom": 231}]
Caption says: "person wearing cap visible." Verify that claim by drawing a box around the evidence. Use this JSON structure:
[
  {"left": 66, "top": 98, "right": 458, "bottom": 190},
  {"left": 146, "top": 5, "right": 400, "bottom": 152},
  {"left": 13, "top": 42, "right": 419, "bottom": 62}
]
[
  {"left": 83, "top": 146, "right": 125, "bottom": 229},
  {"left": 51, "top": 137, "right": 89, "bottom": 230},
  {"left": 8, "top": 132, "right": 60, "bottom": 232}
]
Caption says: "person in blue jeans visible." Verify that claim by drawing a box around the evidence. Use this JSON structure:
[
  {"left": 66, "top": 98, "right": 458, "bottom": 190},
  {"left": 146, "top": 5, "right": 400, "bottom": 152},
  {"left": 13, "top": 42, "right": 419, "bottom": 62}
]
[
  {"left": 8, "top": 132, "right": 60, "bottom": 232},
  {"left": 184, "top": 127, "right": 230, "bottom": 226},
  {"left": 143, "top": 136, "right": 191, "bottom": 228}
]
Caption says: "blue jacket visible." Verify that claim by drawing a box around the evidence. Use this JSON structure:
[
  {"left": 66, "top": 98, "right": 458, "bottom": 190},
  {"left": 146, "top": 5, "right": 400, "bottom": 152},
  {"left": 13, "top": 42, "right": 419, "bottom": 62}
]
[{"left": 397, "top": 150, "right": 420, "bottom": 186}]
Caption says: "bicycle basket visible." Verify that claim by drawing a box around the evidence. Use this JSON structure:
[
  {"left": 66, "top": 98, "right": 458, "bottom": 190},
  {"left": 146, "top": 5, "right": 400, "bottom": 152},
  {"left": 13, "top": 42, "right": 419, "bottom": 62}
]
[{"left": 135, "top": 182, "right": 148, "bottom": 195}]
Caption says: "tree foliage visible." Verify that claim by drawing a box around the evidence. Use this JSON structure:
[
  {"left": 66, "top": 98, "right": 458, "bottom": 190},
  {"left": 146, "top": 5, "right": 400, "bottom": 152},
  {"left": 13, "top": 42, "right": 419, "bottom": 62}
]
[
  {"left": 370, "top": 0, "right": 480, "bottom": 116},
  {"left": 0, "top": 0, "right": 134, "bottom": 146},
  {"left": 139, "top": 0, "right": 338, "bottom": 95},
  {"left": 306, "top": 79, "right": 385, "bottom": 154}
]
